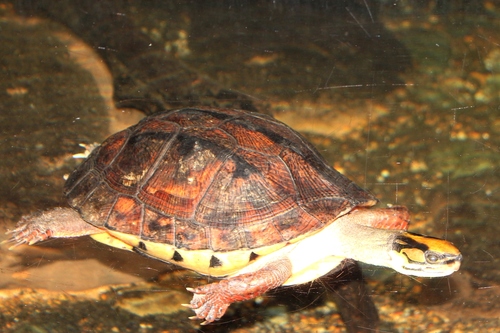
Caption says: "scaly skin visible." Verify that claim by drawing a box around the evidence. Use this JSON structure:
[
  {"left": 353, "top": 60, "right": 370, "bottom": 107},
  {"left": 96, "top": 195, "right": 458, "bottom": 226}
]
[
  {"left": 6, "top": 207, "right": 101, "bottom": 248},
  {"left": 185, "top": 258, "right": 293, "bottom": 324}
]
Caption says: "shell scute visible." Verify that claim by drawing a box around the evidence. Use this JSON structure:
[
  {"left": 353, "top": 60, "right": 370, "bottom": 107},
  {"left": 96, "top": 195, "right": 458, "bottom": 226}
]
[
  {"left": 105, "top": 121, "right": 178, "bottom": 191},
  {"left": 139, "top": 129, "right": 234, "bottom": 219},
  {"left": 272, "top": 207, "right": 324, "bottom": 242},
  {"left": 65, "top": 170, "right": 101, "bottom": 209},
  {"left": 239, "top": 219, "right": 284, "bottom": 249},
  {"left": 93, "top": 129, "right": 129, "bottom": 171},
  {"left": 194, "top": 151, "right": 297, "bottom": 227},
  {"left": 77, "top": 181, "right": 115, "bottom": 226},
  {"left": 174, "top": 219, "right": 209, "bottom": 250},
  {"left": 279, "top": 147, "right": 374, "bottom": 218},
  {"left": 244, "top": 115, "right": 307, "bottom": 149},
  {"left": 219, "top": 119, "right": 283, "bottom": 155},
  {"left": 106, "top": 196, "right": 143, "bottom": 235},
  {"left": 141, "top": 207, "right": 175, "bottom": 243},
  {"left": 208, "top": 226, "right": 248, "bottom": 252}
]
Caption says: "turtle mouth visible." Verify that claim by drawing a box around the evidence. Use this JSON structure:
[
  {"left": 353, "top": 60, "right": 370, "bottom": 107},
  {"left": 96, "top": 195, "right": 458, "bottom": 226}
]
[
  {"left": 447, "top": 255, "right": 463, "bottom": 271},
  {"left": 401, "top": 257, "right": 462, "bottom": 277}
]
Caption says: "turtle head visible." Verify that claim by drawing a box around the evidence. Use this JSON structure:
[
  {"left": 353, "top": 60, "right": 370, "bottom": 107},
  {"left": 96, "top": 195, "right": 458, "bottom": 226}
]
[{"left": 389, "top": 232, "right": 462, "bottom": 277}]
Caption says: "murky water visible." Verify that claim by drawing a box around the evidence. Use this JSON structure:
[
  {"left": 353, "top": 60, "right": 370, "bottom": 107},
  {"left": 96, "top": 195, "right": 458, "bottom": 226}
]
[{"left": 0, "top": 1, "right": 499, "bottom": 332}]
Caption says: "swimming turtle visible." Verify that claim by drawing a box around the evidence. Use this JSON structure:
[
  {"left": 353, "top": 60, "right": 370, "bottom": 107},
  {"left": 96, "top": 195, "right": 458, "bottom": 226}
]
[{"left": 7, "top": 107, "right": 461, "bottom": 324}]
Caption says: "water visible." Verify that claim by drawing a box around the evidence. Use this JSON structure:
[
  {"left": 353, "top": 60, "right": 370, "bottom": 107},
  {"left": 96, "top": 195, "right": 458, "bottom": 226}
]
[{"left": 0, "top": 1, "right": 499, "bottom": 332}]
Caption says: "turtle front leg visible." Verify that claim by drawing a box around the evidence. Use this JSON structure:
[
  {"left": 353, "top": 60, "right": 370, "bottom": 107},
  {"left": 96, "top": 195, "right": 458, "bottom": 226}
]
[{"left": 185, "top": 258, "right": 292, "bottom": 324}]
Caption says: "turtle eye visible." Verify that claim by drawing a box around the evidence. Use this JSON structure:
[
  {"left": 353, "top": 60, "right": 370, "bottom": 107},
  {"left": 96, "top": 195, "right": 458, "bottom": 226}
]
[{"left": 425, "top": 252, "right": 440, "bottom": 263}]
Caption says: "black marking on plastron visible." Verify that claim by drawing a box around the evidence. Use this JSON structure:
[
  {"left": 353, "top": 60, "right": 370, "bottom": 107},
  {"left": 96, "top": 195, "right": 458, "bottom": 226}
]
[
  {"left": 209, "top": 255, "right": 223, "bottom": 268},
  {"left": 133, "top": 246, "right": 171, "bottom": 265},
  {"left": 249, "top": 252, "right": 259, "bottom": 261},
  {"left": 172, "top": 250, "right": 184, "bottom": 262},
  {"left": 138, "top": 241, "right": 147, "bottom": 251}
]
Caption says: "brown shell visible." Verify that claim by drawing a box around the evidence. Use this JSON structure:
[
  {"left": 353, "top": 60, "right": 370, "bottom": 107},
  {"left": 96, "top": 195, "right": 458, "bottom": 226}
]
[{"left": 65, "top": 107, "right": 376, "bottom": 252}]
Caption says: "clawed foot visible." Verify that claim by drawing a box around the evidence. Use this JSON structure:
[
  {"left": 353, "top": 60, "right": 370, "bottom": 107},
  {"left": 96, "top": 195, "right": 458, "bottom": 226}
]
[
  {"left": 183, "top": 284, "right": 230, "bottom": 325},
  {"left": 4, "top": 214, "right": 52, "bottom": 248},
  {"left": 182, "top": 260, "right": 291, "bottom": 325}
]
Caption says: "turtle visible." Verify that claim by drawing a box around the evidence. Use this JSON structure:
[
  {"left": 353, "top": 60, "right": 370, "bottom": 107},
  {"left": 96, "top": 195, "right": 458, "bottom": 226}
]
[{"left": 7, "top": 107, "right": 462, "bottom": 324}]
